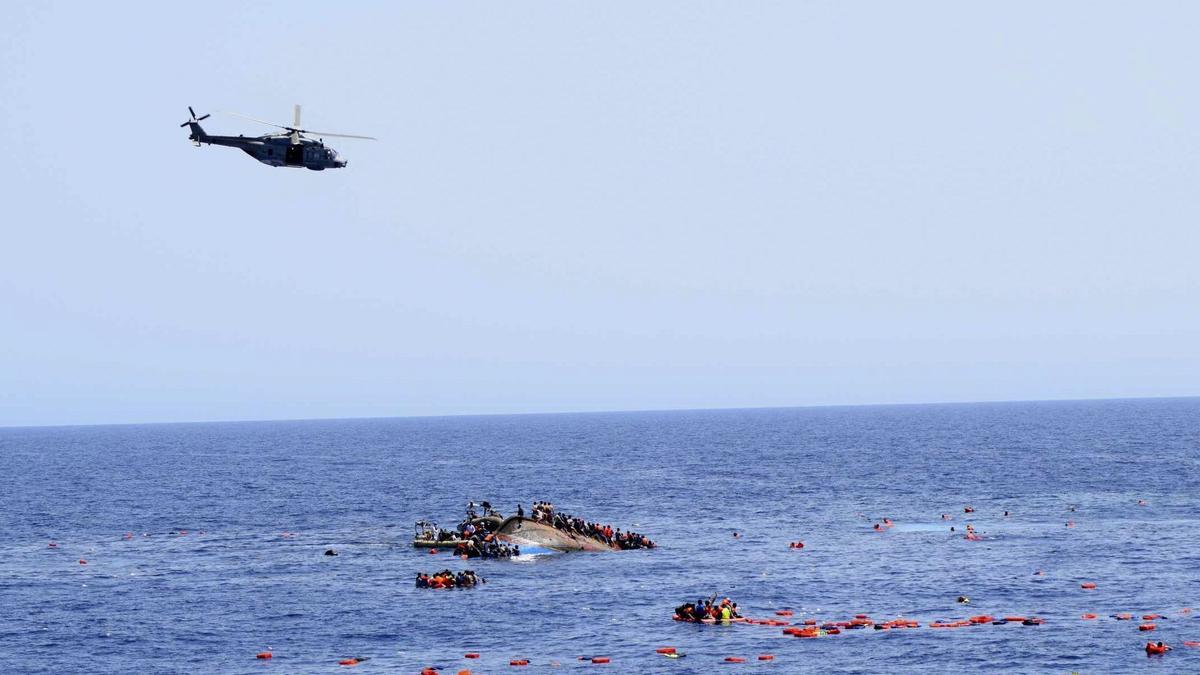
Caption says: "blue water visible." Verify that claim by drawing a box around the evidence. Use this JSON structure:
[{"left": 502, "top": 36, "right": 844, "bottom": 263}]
[{"left": 2, "top": 398, "right": 1199, "bottom": 673}]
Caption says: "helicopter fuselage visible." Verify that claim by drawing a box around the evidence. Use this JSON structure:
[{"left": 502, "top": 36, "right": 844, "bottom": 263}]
[{"left": 186, "top": 122, "right": 347, "bottom": 170}]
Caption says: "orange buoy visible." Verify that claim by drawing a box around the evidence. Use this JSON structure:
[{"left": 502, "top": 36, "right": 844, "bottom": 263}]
[
  {"left": 591, "top": 657, "right": 610, "bottom": 664},
  {"left": 459, "top": 671, "right": 472, "bottom": 675},
  {"left": 1139, "top": 623, "right": 1156, "bottom": 631},
  {"left": 509, "top": 660, "right": 529, "bottom": 666},
  {"left": 803, "top": 619, "right": 816, "bottom": 625},
  {"left": 339, "top": 659, "right": 359, "bottom": 666},
  {"left": 465, "top": 653, "right": 481, "bottom": 659},
  {"left": 1183, "top": 641, "right": 1200, "bottom": 647},
  {"left": 724, "top": 656, "right": 746, "bottom": 662},
  {"left": 1081, "top": 613, "right": 1097, "bottom": 620},
  {"left": 854, "top": 614, "right": 869, "bottom": 619},
  {"left": 1003, "top": 616, "right": 1025, "bottom": 623},
  {"left": 1115, "top": 613, "right": 1133, "bottom": 620},
  {"left": 79, "top": 559, "right": 87, "bottom": 565},
  {"left": 421, "top": 669, "right": 438, "bottom": 675},
  {"left": 255, "top": 652, "right": 273, "bottom": 659},
  {"left": 758, "top": 655, "right": 774, "bottom": 661},
  {"left": 655, "top": 647, "right": 676, "bottom": 654},
  {"left": 1143, "top": 614, "right": 1162, "bottom": 620},
  {"left": 826, "top": 628, "right": 841, "bottom": 635},
  {"left": 775, "top": 610, "right": 793, "bottom": 616},
  {"left": 1080, "top": 582, "right": 1097, "bottom": 589}
]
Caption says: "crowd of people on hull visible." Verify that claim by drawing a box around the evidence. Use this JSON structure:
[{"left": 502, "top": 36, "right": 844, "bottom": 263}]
[
  {"left": 415, "top": 569, "right": 484, "bottom": 589},
  {"left": 674, "top": 597, "right": 741, "bottom": 622},
  {"left": 528, "top": 500, "right": 656, "bottom": 550}
]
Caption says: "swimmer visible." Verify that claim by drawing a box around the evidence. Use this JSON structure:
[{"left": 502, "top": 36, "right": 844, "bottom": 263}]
[
  {"left": 324, "top": 549, "right": 338, "bottom": 556},
  {"left": 957, "top": 596, "right": 970, "bottom": 604}
]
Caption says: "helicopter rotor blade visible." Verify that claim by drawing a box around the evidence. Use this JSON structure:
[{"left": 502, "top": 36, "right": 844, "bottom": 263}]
[
  {"left": 195, "top": 114, "right": 210, "bottom": 122},
  {"left": 301, "top": 131, "right": 377, "bottom": 141},
  {"left": 294, "top": 104, "right": 301, "bottom": 130},
  {"left": 189, "top": 106, "right": 196, "bottom": 119},
  {"left": 219, "top": 111, "right": 292, "bottom": 130}
]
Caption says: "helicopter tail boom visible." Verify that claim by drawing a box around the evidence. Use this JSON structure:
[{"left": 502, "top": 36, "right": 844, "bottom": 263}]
[{"left": 185, "top": 121, "right": 209, "bottom": 144}]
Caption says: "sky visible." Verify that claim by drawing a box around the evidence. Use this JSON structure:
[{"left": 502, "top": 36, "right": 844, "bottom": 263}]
[{"left": 1, "top": 2, "right": 1198, "bottom": 427}]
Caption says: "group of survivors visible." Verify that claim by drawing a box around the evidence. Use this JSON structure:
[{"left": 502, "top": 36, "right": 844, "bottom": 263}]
[
  {"left": 415, "top": 569, "right": 484, "bottom": 589},
  {"left": 674, "top": 597, "right": 742, "bottom": 622}
]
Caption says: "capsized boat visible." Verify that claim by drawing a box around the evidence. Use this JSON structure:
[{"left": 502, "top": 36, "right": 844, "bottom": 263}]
[{"left": 493, "top": 516, "right": 621, "bottom": 552}]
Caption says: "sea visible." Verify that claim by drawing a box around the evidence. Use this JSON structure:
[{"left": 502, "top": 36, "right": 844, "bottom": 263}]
[{"left": 2, "top": 398, "right": 1198, "bottom": 674}]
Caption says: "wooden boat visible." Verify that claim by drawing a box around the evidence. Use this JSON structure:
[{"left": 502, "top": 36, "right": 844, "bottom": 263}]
[{"left": 493, "top": 516, "right": 620, "bottom": 552}]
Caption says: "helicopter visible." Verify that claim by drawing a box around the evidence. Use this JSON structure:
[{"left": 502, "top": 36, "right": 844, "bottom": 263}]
[{"left": 181, "top": 105, "right": 374, "bottom": 170}]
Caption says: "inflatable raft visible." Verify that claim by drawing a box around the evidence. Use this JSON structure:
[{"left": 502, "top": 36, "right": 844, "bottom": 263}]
[{"left": 412, "top": 515, "right": 503, "bottom": 548}]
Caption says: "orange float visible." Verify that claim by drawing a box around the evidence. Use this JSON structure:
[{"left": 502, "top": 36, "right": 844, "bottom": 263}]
[
  {"left": 1139, "top": 623, "right": 1156, "bottom": 631},
  {"left": 339, "top": 659, "right": 359, "bottom": 667},
  {"left": 1183, "top": 641, "right": 1200, "bottom": 647},
  {"left": 591, "top": 657, "right": 610, "bottom": 664},
  {"left": 509, "top": 660, "right": 529, "bottom": 666},
  {"left": 724, "top": 656, "right": 746, "bottom": 662},
  {"left": 1115, "top": 613, "right": 1133, "bottom": 620},
  {"left": 1143, "top": 614, "right": 1162, "bottom": 620},
  {"left": 465, "top": 653, "right": 480, "bottom": 659},
  {"left": 1145, "top": 642, "right": 1168, "bottom": 655},
  {"left": 775, "top": 610, "right": 793, "bottom": 616},
  {"left": 1080, "top": 582, "right": 1096, "bottom": 589},
  {"left": 655, "top": 647, "right": 676, "bottom": 654},
  {"left": 255, "top": 652, "right": 272, "bottom": 659},
  {"left": 1081, "top": 613, "right": 1097, "bottom": 620},
  {"left": 758, "top": 655, "right": 774, "bottom": 661}
]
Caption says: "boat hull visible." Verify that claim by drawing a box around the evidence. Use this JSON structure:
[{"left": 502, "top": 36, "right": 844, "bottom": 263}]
[{"left": 494, "top": 516, "right": 619, "bottom": 552}]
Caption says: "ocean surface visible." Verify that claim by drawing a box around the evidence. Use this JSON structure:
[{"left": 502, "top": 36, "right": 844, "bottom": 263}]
[{"left": 2, "top": 398, "right": 1199, "bottom": 674}]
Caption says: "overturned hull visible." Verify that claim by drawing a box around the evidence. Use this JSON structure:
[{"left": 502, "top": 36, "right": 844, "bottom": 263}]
[{"left": 494, "top": 516, "right": 619, "bottom": 552}]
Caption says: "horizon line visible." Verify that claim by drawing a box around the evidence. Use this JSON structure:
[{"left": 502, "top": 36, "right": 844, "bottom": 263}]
[{"left": 2, "top": 393, "right": 1197, "bottom": 432}]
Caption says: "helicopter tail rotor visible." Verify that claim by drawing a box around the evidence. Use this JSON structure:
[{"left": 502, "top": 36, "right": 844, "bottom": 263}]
[
  {"left": 180, "top": 106, "right": 211, "bottom": 127},
  {"left": 181, "top": 106, "right": 211, "bottom": 144}
]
